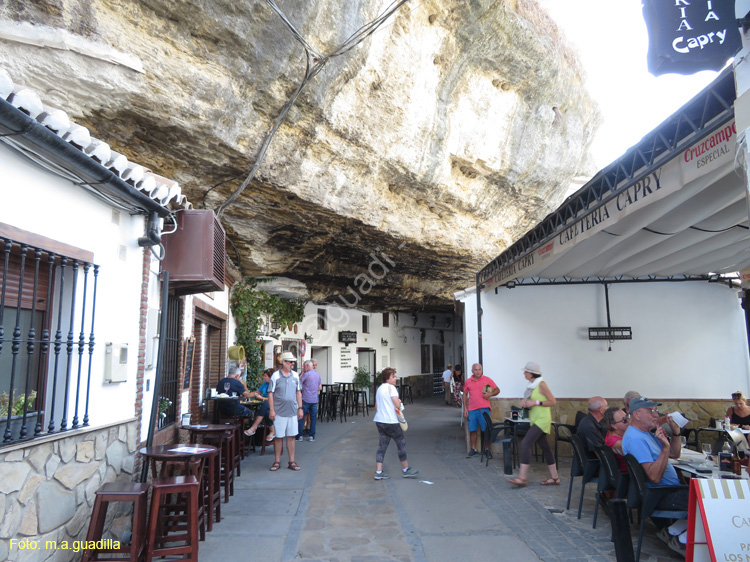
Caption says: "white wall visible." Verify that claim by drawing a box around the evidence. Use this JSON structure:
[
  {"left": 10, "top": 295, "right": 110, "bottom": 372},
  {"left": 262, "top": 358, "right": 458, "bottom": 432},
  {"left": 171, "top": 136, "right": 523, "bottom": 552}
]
[
  {"left": 1, "top": 143, "right": 147, "bottom": 429},
  {"left": 459, "top": 281, "right": 750, "bottom": 400},
  {"left": 264, "top": 304, "right": 459, "bottom": 383}
]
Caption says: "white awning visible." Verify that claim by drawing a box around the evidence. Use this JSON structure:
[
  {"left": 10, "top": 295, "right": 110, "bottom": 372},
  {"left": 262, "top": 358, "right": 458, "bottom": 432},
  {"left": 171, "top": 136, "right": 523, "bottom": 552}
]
[{"left": 478, "top": 68, "right": 748, "bottom": 289}]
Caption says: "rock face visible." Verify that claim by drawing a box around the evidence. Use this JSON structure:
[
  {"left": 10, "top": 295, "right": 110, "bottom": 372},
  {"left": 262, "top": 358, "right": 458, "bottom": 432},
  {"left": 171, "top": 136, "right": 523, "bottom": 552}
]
[{"left": 0, "top": 0, "right": 599, "bottom": 310}]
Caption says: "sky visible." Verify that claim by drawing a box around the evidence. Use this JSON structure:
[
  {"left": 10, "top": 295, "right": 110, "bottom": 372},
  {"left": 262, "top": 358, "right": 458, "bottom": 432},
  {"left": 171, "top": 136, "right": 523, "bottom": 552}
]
[{"left": 538, "top": 0, "right": 721, "bottom": 171}]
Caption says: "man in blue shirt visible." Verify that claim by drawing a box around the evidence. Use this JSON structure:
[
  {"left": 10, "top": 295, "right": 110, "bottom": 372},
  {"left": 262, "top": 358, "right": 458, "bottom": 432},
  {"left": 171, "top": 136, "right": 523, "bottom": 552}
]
[{"left": 622, "top": 396, "right": 686, "bottom": 511}]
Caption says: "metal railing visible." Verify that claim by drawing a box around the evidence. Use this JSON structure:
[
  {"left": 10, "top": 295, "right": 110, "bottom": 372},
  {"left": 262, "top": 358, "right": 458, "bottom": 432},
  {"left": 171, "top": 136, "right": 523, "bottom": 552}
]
[{"left": 1, "top": 235, "right": 99, "bottom": 445}]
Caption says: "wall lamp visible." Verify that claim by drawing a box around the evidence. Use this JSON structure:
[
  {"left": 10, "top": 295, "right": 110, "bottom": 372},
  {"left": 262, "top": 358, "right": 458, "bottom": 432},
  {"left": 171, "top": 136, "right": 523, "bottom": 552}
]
[
  {"left": 381, "top": 338, "right": 389, "bottom": 347},
  {"left": 304, "top": 332, "right": 313, "bottom": 343},
  {"left": 505, "top": 280, "right": 516, "bottom": 289}
]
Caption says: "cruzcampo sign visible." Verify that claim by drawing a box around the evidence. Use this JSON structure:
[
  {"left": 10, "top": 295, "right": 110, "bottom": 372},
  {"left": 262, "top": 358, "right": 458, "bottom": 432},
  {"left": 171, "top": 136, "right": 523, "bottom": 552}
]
[{"left": 642, "top": 0, "right": 741, "bottom": 76}]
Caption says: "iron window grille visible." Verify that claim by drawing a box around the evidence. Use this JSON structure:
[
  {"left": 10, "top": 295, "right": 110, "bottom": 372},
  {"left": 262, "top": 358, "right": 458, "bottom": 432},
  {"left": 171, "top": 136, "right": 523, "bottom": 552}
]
[{"left": 1, "top": 234, "right": 99, "bottom": 446}]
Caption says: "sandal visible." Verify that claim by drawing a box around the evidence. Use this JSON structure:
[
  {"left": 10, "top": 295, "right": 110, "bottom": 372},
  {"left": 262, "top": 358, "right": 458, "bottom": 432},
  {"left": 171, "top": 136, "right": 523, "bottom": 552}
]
[
  {"left": 244, "top": 429, "right": 256, "bottom": 437},
  {"left": 269, "top": 461, "right": 280, "bottom": 471},
  {"left": 540, "top": 478, "right": 561, "bottom": 486},
  {"left": 288, "top": 461, "right": 301, "bottom": 471},
  {"left": 508, "top": 477, "right": 527, "bottom": 487},
  {"left": 266, "top": 434, "right": 275, "bottom": 442}
]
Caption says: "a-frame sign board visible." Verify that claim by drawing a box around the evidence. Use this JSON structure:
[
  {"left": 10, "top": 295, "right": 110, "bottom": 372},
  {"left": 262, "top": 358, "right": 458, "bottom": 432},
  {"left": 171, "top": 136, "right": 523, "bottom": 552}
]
[{"left": 686, "top": 477, "right": 750, "bottom": 561}]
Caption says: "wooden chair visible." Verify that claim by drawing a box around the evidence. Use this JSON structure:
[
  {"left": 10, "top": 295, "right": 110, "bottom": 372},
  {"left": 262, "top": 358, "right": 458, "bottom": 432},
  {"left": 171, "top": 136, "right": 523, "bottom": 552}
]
[{"left": 81, "top": 482, "right": 150, "bottom": 562}]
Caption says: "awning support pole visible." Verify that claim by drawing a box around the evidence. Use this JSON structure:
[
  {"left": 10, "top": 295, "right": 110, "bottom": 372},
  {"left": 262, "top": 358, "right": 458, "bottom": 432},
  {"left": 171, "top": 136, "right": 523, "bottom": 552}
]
[{"left": 476, "top": 274, "right": 483, "bottom": 366}]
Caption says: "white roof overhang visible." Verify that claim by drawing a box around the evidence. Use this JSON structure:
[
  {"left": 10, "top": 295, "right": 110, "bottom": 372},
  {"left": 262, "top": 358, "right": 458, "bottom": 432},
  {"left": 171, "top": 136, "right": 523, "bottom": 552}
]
[{"left": 478, "top": 68, "right": 747, "bottom": 290}]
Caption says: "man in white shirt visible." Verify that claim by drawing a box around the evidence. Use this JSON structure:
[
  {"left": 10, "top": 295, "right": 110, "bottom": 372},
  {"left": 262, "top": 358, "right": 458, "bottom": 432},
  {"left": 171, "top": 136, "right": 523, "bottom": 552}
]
[{"left": 442, "top": 364, "right": 453, "bottom": 405}]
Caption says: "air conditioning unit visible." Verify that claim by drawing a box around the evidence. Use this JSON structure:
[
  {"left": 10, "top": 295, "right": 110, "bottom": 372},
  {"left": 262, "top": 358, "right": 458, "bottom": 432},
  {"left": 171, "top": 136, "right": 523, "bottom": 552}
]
[{"left": 162, "top": 209, "right": 226, "bottom": 295}]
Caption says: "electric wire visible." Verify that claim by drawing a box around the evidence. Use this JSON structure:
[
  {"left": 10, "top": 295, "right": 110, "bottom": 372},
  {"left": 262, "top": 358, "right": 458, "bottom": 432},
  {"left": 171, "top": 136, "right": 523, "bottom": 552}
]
[{"left": 215, "top": 0, "right": 410, "bottom": 219}]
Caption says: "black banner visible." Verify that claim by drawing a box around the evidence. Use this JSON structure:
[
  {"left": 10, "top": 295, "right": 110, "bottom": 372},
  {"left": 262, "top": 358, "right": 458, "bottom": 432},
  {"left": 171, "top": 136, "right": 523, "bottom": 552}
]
[{"left": 643, "top": 0, "right": 741, "bottom": 76}]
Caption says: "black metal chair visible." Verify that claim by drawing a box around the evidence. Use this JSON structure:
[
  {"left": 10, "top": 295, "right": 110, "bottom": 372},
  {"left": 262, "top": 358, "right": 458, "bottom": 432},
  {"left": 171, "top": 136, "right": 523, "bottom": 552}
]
[
  {"left": 593, "top": 445, "right": 629, "bottom": 530},
  {"left": 480, "top": 411, "right": 514, "bottom": 473},
  {"left": 624, "top": 454, "right": 688, "bottom": 562},
  {"left": 682, "top": 426, "right": 700, "bottom": 451},
  {"left": 567, "top": 434, "right": 599, "bottom": 520}
]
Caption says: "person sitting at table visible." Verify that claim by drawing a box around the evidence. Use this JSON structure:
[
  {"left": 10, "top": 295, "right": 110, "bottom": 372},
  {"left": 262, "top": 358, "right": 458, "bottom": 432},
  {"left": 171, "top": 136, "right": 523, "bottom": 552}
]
[
  {"left": 602, "top": 406, "right": 628, "bottom": 473},
  {"left": 726, "top": 390, "right": 750, "bottom": 430},
  {"left": 577, "top": 396, "right": 608, "bottom": 458},
  {"left": 244, "top": 369, "right": 275, "bottom": 440},
  {"left": 216, "top": 366, "right": 253, "bottom": 418}
]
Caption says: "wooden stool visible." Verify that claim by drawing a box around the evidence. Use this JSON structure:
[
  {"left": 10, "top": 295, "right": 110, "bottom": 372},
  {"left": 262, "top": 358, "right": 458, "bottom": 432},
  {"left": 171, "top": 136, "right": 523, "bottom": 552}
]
[
  {"left": 81, "top": 482, "right": 149, "bottom": 562},
  {"left": 146, "top": 476, "right": 200, "bottom": 562}
]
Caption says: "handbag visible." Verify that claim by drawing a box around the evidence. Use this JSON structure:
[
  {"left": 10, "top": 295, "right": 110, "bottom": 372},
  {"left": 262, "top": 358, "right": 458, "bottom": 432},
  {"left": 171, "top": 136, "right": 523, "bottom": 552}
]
[{"left": 396, "top": 408, "right": 408, "bottom": 432}]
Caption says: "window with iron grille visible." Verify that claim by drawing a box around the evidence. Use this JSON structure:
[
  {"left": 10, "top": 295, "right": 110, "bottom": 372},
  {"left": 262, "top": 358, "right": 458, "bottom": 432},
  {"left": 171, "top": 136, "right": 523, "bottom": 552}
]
[{"left": 1, "top": 232, "right": 99, "bottom": 445}]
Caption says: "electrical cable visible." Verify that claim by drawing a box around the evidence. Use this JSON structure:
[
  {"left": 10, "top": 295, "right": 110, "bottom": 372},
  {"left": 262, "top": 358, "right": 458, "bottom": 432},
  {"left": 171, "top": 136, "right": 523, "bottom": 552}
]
[{"left": 215, "top": 0, "right": 411, "bottom": 219}]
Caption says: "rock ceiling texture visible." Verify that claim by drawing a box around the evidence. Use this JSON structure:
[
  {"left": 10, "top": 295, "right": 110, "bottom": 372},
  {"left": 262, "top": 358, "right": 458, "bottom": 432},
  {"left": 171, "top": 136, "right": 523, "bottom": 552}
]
[{"left": 0, "top": 0, "right": 600, "bottom": 311}]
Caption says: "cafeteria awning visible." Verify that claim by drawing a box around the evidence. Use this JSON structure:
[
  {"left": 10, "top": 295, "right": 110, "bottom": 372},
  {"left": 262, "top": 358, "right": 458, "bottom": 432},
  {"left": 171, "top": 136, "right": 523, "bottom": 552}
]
[{"left": 478, "top": 68, "right": 748, "bottom": 290}]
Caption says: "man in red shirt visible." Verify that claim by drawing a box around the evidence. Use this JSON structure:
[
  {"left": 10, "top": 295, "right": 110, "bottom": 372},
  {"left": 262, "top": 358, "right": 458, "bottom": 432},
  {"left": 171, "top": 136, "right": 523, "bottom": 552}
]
[{"left": 463, "top": 363, "right": 500, "bottom": 457}]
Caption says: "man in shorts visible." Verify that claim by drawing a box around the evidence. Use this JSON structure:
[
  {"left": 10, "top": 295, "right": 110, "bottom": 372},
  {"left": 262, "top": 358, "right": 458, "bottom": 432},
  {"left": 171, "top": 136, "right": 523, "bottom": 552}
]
[
  {"left": 463, "top": 363, "right": 500, "bottom": 457},
  {"left": 268, "top": 351, "right": 303, "bottom": 471}
]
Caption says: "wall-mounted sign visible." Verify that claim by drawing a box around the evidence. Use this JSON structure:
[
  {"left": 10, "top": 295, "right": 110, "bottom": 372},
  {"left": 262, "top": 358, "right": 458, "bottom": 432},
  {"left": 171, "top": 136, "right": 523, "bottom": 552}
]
[
  {"left": 339, "top": 331, "right": 357, "bottom": 345},
  {"left": 642, "top": 0, "right": 741, "bottom": 76}
]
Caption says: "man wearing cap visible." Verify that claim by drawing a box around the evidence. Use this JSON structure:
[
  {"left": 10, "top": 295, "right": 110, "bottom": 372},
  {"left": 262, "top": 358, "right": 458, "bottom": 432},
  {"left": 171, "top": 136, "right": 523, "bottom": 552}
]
[
  {"left": 463, "top": 363, "right": 500, "bottom": 457},
  {"left": 442, "top": 363, "right": 453, "bottom": 405},
  {"left": 576, "top": 396, "right": 608, "bottom": 458},
  {"left": 268, "top": 351, "right": 304, "bottom": 471},
  {"left": 622, "top": 397, "right": 686, "bottom": 509}
]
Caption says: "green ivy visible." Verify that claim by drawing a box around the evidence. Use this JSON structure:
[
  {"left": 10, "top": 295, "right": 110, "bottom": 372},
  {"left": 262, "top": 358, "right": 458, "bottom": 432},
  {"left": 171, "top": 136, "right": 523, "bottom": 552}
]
[{"left": 230, "top": 279, "right": 306, "bottom": 389}]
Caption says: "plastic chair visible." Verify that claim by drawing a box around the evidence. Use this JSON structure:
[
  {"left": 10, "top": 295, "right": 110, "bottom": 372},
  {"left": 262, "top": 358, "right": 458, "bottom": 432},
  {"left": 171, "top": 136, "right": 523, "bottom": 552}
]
[
  {"left": 624, "top": 453, "right": 688, "bottom": 562},
  {"left": 593, "top": 445, "right": 629, "bottom": 530},
  {"left": 567, "top": 434, "right": 599, "bottom": 520},
  {"left": 480, "top": 411, "right": 514, "bottom": 473},
  {"left": 554, "top": 422, "right": 576, "bottom": 468}
]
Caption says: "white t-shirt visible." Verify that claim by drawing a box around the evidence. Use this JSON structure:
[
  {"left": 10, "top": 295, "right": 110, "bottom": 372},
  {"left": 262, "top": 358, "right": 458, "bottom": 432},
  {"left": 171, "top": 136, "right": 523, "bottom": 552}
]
[
  {"left": 442, "top": 369, "right": 452, "bottom": 383},
  {"left": 373, "top": 382, "right": 399, "bottom": 424}
]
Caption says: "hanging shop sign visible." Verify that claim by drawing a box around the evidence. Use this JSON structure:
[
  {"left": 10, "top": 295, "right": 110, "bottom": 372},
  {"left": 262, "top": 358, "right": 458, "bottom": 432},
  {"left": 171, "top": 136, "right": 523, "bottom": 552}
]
[
  {"left": 642, "top": 0, "right": 741, "bottom": 76},
  {"left": 338, "top": 331, "right": 357, "bottom": 345}
]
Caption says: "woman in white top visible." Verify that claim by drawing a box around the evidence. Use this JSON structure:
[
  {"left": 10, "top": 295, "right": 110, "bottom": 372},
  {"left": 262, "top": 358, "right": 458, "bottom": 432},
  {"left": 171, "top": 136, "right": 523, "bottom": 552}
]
[{"left": 373, "top": 368, "right": 419, "bottom": 480}]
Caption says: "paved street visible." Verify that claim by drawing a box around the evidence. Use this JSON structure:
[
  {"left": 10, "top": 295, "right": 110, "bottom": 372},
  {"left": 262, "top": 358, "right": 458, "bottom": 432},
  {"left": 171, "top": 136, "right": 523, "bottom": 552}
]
[{"left": 197, "top": 395, "right": 681, "bottom": 562}]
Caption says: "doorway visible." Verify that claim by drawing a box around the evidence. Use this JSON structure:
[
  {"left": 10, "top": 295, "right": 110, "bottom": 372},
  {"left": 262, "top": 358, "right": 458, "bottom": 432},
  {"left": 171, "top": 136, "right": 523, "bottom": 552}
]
[{"left": 311, "top": 346, "right": 331, "bottom": 384}]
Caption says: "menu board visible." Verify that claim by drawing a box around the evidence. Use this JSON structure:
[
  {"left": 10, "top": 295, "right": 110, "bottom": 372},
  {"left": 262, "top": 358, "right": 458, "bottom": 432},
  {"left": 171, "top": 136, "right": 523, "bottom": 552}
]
[{"left": 687, "top": 478, "right": 750, "bottom": 562}]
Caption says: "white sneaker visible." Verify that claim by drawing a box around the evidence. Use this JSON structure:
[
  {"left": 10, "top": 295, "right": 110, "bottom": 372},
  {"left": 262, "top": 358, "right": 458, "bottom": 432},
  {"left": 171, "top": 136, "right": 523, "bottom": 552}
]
[{"left": 308, "top": 436, "right": 314, "bottom": 442}]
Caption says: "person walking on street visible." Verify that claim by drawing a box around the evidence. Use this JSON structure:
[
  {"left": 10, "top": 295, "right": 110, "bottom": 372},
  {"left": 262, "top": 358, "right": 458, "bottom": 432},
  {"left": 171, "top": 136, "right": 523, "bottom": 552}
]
[
  {"left": 373, "top": 367, "right": 418, "bottom": 480},
  {"left": 508, "top": 361, "right": 560, "bottom": 487},
  {"left": 442, "top": 363, "right": 453, "bottom": 405}
]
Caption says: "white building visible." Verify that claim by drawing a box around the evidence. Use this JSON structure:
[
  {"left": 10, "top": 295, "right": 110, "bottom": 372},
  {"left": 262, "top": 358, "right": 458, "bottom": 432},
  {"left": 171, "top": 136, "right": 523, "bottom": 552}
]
[{"left": 0, "top": 67, "right": 231, "bottom": 558}]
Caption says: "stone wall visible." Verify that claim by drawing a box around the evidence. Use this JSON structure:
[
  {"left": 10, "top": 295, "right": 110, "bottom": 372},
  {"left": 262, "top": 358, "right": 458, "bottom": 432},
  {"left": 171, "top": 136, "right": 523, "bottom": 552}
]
[
  {"left": 0, "top": 419, "right": 139, "bottom": 562},
  {"left": 489, "top": 397, "right": 733, "bottom": 457}
]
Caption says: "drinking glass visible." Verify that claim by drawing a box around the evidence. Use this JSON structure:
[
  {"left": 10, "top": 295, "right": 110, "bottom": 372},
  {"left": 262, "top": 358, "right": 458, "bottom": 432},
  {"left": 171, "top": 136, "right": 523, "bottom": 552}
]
[
  {"left": 224, "top": 382, "right": 230, "bottom": 393},
  {"left": 680, "top": 436, "right": 687, "bottom": 449},
  {"left": 702, "top": 443, "right": 712, "bottom": 460}
]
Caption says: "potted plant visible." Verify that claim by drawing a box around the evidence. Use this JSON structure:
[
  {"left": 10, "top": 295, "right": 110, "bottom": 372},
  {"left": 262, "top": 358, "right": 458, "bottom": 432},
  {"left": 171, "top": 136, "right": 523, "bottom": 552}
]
[
  {"left": 0, "top": 390, "right": 40, "bottom": 440},
  {"left": 353, "top": 366, "right": 372, "bottom": 405}
]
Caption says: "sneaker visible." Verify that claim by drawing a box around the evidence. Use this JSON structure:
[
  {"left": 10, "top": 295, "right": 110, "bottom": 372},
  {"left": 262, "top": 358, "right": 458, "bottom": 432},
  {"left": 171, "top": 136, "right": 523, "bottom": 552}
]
[
  {"left": 295, "top": 435, "right": 303, "bottom": 442},
  {"left": 466, "top": 449, "right": 479, "bottom": 458},
  {"left": 656, "top": 527, "right": 671, "bottom": 545},
  {"left": 667, "top": 536, "right": 686, "bottom": 555},
  {"left": 308, "top": 436, "right": 315, "bottom": 442},
  {"left": 374, "top": 471, "right": 390, "bottom": 480},
  {"left": 402, "top": 467, "right": 419, "bottom": 478}
]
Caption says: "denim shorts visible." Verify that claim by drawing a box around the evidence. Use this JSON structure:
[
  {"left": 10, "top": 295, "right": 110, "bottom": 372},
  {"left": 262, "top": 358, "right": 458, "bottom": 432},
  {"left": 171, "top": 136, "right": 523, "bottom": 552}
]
[{"left": 467, "top": 408, "right": 489, "bottom": 432}]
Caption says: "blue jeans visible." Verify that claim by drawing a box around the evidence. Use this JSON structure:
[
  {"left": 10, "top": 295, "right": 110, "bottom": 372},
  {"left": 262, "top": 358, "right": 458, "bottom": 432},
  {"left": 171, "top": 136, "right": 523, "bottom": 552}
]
[{"left": 298, "top": 401, "right": 318, "bottom": 437}]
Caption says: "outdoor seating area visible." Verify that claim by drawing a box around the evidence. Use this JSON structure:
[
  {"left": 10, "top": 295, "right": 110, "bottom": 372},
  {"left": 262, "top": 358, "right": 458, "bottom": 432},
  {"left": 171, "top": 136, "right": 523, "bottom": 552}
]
[{"left": 476, "top": 402, "right": 750, "bottom": 560}]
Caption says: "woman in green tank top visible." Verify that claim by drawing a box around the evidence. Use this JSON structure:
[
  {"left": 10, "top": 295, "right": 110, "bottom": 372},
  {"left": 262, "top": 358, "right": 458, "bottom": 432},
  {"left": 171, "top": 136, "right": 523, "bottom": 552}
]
[{"left": 508, "top": 361, "right": 560, "bottom": 487}]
